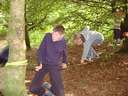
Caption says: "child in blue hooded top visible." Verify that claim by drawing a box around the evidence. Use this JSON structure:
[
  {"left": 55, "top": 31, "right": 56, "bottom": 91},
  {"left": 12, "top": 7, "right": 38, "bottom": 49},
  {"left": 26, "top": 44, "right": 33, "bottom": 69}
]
[{"left": 29, "top": 25, "right": 67, "bottom": 96}]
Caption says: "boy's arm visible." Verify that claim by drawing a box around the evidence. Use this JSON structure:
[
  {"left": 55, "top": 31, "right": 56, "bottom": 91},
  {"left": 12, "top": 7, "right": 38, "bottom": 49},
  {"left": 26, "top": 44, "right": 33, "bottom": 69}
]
[{"left": 37, "top": 34, "right": 48, "bottom": 65}]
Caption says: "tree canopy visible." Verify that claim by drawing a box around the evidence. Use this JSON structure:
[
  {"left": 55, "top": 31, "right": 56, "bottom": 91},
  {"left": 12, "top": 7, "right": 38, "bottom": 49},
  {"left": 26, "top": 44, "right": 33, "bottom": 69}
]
[{"left": 0, "top": 0, "right": 128, "bottom": 46}]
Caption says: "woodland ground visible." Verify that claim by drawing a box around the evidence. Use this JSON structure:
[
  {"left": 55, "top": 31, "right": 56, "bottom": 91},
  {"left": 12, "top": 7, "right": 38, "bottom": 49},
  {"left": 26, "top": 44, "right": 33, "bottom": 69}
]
[
  {"left": 0, "top": 42, "right": 128, "bottom": 96},
  {"left": 25, "top": 42, "right": 128, "bottom": 96}
]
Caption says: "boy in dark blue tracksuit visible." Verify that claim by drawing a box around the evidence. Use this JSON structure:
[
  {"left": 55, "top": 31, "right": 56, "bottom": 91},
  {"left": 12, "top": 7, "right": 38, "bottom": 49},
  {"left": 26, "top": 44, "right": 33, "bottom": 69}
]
[{"left": 29, "top": 25, "right": 67, "bottom": 96}]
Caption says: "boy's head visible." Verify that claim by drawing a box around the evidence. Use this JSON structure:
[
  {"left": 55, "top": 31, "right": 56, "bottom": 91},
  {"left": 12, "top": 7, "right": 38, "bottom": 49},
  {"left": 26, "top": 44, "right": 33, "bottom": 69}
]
[
  {"left": 52, "top": 25, "right": 65, "bottom": 42},
  {"left": 74, "top": 33, "right": 85, "bottom": 45}
]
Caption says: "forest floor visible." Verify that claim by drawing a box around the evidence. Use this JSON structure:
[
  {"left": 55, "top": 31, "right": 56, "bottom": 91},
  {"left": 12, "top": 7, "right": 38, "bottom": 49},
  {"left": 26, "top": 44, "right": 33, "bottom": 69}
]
[
  {"left": 0, "top": 41, "right": 128, "bottom": 96},
  {"left": 25, "top": 42, "right": 128, "bottom": 96}
]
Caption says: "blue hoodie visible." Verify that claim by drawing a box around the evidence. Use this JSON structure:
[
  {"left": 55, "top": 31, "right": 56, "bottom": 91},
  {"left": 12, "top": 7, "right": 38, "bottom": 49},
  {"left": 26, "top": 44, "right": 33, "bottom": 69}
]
[{"left": 38, "top": 33, "right": 67, "bottom": 66}]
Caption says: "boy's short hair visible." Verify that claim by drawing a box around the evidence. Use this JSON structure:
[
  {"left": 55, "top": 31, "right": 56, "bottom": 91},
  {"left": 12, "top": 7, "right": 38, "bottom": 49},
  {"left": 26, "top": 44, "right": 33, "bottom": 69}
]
[
  {"left": 80, "top": 34, "right": 85, "bottom": 42},
  {"left": 74, "top": 33, "right": 85, "bottom": 42},
  {"left": 53, "top": 25, "right": 65, "bottom": 34}
]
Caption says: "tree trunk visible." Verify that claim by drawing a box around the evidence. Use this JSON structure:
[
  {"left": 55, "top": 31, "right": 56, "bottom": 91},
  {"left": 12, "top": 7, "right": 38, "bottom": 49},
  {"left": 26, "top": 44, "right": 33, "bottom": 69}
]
[
  {"left": 25, "top": 23, "right": 31, "bottom": 50},
  {"left": 25, "top": 2, "right": 31, "bottom": 50},
  {"left": 2, "top": 0, "right": 27, "bottom": 96}
]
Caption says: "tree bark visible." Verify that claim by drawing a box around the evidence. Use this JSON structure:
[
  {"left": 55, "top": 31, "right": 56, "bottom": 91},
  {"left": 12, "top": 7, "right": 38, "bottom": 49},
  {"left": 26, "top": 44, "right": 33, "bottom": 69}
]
[{"left": 2, "top": 0, "right": 27, "bottom": 96}]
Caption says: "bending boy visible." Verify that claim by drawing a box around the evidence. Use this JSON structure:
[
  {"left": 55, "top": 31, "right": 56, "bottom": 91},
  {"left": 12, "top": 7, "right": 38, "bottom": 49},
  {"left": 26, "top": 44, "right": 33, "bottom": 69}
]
[{"left": 74, "top": 26, "right": 104, "bottom": 63}]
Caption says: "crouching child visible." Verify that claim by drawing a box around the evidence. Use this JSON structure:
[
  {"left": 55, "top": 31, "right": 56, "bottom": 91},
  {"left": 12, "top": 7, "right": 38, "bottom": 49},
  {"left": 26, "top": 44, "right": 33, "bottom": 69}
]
[{"left": 74, "top": 26, "right": 104, "bottom": 64}]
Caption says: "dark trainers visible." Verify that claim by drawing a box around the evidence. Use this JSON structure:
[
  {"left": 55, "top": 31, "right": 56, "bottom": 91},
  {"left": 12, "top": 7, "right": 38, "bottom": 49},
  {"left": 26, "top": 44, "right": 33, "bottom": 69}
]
[
  {"left": 41, "top": 82, "right": 51, "bottom": 90},
  {"left": 41, "top": 82, "right": 55, "bottom": 96}
]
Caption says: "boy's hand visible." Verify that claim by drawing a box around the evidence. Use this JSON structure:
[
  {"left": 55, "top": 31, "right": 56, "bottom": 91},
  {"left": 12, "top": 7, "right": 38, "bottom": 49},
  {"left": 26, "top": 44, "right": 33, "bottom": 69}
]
[
  {"left": 60, "top": 63, "right": 67, "bottom": 69},
  {"left": 80, "top": 59, "right": 85, "bottom": 64},
  {"left": 35, "top": 64, "right": 43, "bottom": 71}
]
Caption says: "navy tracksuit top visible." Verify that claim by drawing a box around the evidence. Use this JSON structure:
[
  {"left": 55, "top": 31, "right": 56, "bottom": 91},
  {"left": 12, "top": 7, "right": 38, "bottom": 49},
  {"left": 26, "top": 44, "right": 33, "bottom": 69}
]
[{"left": 38, "top": 33, "right": 67, "bottom": 66}]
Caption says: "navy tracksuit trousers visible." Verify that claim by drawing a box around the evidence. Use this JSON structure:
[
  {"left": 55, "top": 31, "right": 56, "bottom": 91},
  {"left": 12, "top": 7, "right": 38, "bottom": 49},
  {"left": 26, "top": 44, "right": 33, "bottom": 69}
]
[{"left": 29, "top": 65, "right": 64, "bottom": 96}]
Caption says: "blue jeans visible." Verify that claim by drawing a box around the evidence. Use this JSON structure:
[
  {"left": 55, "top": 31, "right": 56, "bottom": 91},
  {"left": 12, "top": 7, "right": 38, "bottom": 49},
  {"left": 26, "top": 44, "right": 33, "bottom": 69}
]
[{"left": 86, "top": 39, "right": 103, "bottom": 59}]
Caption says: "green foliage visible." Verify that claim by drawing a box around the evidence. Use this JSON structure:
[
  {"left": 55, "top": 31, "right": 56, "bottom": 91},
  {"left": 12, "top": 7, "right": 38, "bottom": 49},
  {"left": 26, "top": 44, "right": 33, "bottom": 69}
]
[
  {"left": 1, "top": 0, "right": 127, "bottom": 47},
  {"left": 0, "top": 12, "right": 8, "bottom": 35},
  {"left": 29, "top": 29, "right": 46, "bottom": 47},
  {"left": 0, "top": 0, "right": 9, "bottom": 36}
]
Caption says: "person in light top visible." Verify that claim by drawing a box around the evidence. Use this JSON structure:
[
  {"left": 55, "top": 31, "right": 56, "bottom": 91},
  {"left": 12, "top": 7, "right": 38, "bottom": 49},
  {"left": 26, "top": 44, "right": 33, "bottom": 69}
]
[{"left": 74, "top": 26, "right": 104, "bottom": 63}]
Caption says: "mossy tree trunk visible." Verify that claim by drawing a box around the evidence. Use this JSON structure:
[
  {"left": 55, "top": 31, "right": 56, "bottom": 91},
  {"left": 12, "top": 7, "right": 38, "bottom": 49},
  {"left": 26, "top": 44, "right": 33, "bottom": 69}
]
[{"left": 2, "top": 0, "right": 28, "bottom": 96}]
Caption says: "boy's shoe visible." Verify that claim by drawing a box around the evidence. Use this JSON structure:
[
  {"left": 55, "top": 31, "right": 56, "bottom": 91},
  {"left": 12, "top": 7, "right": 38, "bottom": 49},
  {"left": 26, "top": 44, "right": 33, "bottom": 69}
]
[
  {"left": 41, "top": 82, "right": 55, "bottom": 96},
  {"left": 86, "top": 58, "right": 93, "bottom": 62},
  {"left": 115, "top": 39, "right": 121, "bottom": 46},
  {"left": 41, "top": 82, "right": 51, "bottom": 90}
]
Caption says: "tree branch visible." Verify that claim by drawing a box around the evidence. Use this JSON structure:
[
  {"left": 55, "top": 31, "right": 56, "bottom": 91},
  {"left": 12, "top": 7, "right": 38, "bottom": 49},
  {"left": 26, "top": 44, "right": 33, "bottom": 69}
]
[{"left": 27, "top": 14, "right": 47, "bottom": 31}]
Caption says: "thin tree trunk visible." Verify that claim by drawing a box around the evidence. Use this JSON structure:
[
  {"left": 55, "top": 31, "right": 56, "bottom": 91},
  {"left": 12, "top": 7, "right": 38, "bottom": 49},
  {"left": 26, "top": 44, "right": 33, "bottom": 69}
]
[
  {"left": 25, "top": 2, "right": 31, "bottom": 50},
  {"left": 2, "top": 0, "right": 27, "bottom": 96},
  {"left": 25, "top": 23, "right": 31, "bottom": 50}
]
